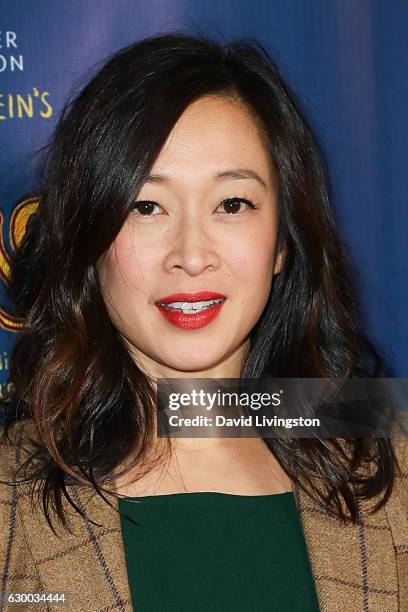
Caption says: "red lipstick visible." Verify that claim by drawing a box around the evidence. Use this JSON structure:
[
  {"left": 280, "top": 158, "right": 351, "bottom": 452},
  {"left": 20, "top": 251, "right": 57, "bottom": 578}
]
[{"left": 155, "top": 291, "right": 226, "bottom": 329}]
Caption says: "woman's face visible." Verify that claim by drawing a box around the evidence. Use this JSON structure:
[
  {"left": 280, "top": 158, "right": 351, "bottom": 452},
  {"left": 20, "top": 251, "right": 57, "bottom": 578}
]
[{"left": 97, "top": 95, "right": 284, "bottom": 378}]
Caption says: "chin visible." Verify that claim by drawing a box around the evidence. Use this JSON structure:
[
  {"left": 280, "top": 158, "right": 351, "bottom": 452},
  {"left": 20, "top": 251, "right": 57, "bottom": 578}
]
[
  {"left": 154, "top": 346, "right": 229, "bottom": 375},
  {"left": 164, "top": 357, "right": 224, "bottom": 375}
]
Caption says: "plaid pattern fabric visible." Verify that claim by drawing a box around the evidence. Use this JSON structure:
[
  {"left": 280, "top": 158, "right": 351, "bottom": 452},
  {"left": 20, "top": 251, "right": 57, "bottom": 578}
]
[{"left": 0, "top": 419, "right": 407, "bottom": 611}]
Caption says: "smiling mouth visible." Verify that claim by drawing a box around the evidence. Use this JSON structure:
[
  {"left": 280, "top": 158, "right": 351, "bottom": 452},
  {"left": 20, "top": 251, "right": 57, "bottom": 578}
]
[{"left": 156, "top": 297, "right": 226, "bottom": 314}]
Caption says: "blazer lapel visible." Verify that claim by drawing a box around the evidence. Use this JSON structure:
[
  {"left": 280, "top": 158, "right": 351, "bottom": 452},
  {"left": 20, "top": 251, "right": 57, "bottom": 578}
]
[
  {"left": 293, "top": 482, "right": 399, "bottom": 611},
  {"left": 18, "top": 483, "right": 133, "bottom": 611}
]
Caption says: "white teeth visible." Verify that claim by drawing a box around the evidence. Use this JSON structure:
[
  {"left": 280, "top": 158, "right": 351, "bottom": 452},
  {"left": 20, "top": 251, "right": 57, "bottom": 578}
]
[{"left": 159, "top": 298, "right": 225, "bottom": 314}]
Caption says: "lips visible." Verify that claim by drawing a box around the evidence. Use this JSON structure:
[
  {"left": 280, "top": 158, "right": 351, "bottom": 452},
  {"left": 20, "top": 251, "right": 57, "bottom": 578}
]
[{"left": 155, "top": 291, "right": 227, "bottom": 330}]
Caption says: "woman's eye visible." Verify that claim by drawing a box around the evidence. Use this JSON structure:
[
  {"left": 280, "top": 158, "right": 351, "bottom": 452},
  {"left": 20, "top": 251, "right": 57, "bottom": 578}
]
[
  {"left": 217, "top": 197, "right": 257, "bottom": 214},
  {"left": 132, "top": 197, "right": 257, "bottom": 216},
  {"left": 133, "top": 201, "right": 162, "bottom": 216}
]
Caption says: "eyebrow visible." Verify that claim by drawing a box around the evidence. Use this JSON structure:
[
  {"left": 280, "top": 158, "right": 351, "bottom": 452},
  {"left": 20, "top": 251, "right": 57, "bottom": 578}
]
[{"left": 145, "top": 168, "right": 268, "bottom": 190}]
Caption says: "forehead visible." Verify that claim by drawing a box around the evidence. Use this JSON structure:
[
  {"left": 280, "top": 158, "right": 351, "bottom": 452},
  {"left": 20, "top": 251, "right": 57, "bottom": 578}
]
[{"left": 147, "top": 95, "right": 274, "bottom": 186}]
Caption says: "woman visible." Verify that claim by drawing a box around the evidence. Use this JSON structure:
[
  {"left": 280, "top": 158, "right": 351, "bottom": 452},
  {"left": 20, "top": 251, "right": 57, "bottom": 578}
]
[{"left": 0, "top": 32, "right": 407, "bottom": 611}]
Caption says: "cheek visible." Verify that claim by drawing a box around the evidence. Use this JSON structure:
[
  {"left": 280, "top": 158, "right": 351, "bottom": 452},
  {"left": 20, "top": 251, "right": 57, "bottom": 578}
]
[
  {"left": 226, "top": 228, "right": 276, "bottom": 326},
  {"left": 227, "top": 230, "right": 276, "bottom": 288},
  {"left": 98, "top": 230, "right": 157, "bottom": 305}
]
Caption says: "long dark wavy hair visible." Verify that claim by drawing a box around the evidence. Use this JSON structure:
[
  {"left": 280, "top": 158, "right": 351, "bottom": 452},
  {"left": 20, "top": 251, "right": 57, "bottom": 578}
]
[{"left": 1, "top": 32, "right": 399, "bottom": 532}]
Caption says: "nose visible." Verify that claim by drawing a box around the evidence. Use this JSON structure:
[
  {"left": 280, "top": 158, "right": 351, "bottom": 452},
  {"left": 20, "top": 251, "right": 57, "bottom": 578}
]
[{"left": 162, "top": 214, "right": 220, "bottom": 276}]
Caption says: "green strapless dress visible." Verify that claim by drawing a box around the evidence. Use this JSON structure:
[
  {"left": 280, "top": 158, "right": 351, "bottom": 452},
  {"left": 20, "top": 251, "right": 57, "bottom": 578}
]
[{"left": 118, "top": 490, "right": 320, "bottom": 611}]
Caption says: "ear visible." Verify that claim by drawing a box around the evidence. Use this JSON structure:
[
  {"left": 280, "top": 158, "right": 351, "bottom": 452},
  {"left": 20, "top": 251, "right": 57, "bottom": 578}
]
[{"left": 273, "top": 241, "right": 286, "bottom": 276}]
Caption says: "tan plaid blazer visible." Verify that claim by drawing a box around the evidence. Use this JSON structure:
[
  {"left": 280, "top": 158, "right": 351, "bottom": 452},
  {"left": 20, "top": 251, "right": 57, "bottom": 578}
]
[{"left": 0, "top": 419, "right": 407, "bottom": 611}]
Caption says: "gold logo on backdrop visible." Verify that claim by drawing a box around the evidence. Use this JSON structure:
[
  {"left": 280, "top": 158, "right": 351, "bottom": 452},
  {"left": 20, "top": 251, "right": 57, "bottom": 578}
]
[{"left": 0, "top": 196, "right": 39, "bottom": 331}]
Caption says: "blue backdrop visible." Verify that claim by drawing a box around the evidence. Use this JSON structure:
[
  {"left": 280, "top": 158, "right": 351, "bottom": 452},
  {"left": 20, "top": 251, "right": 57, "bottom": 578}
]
[{"left": 1, "top": 0, "right": 407, "bottom": 400}]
